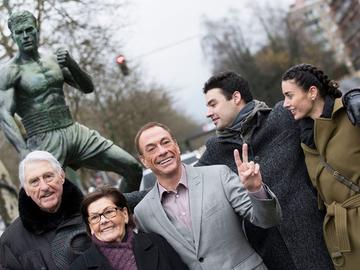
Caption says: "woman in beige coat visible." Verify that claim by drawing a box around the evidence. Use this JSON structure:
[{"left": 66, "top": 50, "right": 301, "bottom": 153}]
[{"left": 281, "top": 63, "right": 360, "bottom": 270}]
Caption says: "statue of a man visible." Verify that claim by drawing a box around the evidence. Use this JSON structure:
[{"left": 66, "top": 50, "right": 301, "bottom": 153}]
[{"left": 0, "top": 11, "right": 142, "bottom": 192}]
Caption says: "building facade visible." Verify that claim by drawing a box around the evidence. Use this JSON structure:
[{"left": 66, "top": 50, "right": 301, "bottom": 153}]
[
  {"left": 288, "top": 0, "right": 354, "bottom": 71},
  {"left": 327, "top": 0, "right": 360, "bottom": 70}
]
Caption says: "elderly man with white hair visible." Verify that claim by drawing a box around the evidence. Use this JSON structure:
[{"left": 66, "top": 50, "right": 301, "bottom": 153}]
[{"left": 0, "top": 151, "right": 91, "bottom": 270}]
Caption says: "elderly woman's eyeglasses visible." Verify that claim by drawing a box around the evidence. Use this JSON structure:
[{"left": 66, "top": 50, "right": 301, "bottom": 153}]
[{"left": 88, "top": 207, "right": 121, "bottom": 224}]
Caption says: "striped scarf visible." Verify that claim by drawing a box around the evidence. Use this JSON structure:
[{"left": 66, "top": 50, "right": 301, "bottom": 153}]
[{"left": 217, "top": 100, "right": 271, "bottom": 142}]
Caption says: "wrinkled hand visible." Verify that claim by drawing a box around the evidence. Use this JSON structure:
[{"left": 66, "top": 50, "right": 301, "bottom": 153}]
[
  {"left": 56, "top": 47, "right": 73, "bottom": 69},
  {"left": 343, "top": 88, "right": 360, "bottom": 127},
  {"left": 234, "top": 144, "right": 263, "bottom": 192}
]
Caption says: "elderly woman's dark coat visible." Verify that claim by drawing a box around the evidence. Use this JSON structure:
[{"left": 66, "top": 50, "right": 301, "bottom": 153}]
[
  {"left": 197, "top": 102, "right": 333, "bottom": 270},
  {"left": 69, "top": 232, "right": 189, "bottom": 270}
]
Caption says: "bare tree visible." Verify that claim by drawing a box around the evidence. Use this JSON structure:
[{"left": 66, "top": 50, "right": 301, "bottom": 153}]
[
  {"left": 0, "top": 0, "right": 200, "bottom": 188},
  {"left": 201, "top": 3, "right": 349, "bottom": 105},
  {"left": 79, "top": 74, "right": 200, "bottom": 155}
]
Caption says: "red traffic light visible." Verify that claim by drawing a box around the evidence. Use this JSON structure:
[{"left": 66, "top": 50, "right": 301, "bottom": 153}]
[
  {"left": 116, "top": 55, "right": 126, "bottom": 64},
  {"left": 116, "top": 54, "right": 130, "bottom": 76}
]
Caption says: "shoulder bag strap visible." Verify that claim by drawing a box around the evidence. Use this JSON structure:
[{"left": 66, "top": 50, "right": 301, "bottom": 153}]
[{"left": 320, "top": 158, "right": 360, "bottom": 193}]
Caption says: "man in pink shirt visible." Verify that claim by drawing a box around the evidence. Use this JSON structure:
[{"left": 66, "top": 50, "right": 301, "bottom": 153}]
[{"left": 134, "top": 122, "right": 281, "bottom": 270}]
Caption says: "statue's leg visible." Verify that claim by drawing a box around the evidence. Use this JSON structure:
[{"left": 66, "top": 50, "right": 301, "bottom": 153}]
[{"left": 81, "top": 144, "right": 142, "bottom": 192}]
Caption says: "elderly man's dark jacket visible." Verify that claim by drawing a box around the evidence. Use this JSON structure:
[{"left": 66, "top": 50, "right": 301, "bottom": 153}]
[
  {"left": 0, "top": 180, "right": 90, "bottom": 270},
  {"left": 196, "top": 102, "right": 333, "bottom": 270}
]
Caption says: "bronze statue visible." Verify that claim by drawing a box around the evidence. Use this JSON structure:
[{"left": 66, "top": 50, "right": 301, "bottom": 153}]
[{"left": 0, "top": 11, "right": 142, "bottom": 192}]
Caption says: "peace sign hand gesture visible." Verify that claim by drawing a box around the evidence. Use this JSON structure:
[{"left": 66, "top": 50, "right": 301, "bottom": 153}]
[{"left": 234, "top": 144, "right": 263, "bottom": 192}]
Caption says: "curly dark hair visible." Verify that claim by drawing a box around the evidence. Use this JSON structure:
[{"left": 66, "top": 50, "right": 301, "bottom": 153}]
[
  {"left": 203, "top": 71, "right": 253, "bottom": 102},
  {"left": 282, "top": 63, "right": 342, "bottom": 98}
]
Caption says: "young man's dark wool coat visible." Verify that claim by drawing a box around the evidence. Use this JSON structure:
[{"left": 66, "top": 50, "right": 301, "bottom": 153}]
[{"left": 197, "top": 102, "right": 333, "bottom": 270}]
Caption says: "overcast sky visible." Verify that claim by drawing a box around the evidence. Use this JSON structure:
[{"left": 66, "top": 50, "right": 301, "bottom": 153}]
[{"left": 124, "top": 0, "right": 293, "bottom": 124}]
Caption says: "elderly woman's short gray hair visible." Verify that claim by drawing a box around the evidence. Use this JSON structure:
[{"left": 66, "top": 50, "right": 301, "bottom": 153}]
[{"left": 19, "top": 151, "right": 63, "bottom": 186}]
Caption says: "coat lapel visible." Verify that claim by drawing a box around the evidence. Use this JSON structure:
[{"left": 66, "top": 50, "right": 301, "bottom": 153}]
[
  {"left": 82, "top": 243, "right": 113, "bottom": 270},
  {"left": 133, "top": 233, "right": 159, "bottom": 270},
  {"left": 185, "top": 165, "right": 203, "bottom": 254},
  {"left": 148, "top": 185, "right": 196, "bottom": 253}
]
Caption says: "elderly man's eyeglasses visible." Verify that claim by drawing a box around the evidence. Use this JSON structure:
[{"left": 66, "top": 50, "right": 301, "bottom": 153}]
[
  {"left": 88, "top": 207, "right": 121, "bottom": 224},
  {"left": 27, "top": 172, "right": 56, "bottom": 188}
]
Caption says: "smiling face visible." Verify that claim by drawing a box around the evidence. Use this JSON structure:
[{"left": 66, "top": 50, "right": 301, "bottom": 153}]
[
  {"left": 88, "top": 197, "right": 129, "bottom": 243},
  {"left": 23, "top": 160, "right": 65, "bottom": 213},
  {"left": 282, "top": 80, "right": 318, "bottom": 120},
  {"left": 205, "top": 88, "right": 242, "bottom": 130},
  {"left": 138, "top": 126, "right": 181, "bottom": 180}
]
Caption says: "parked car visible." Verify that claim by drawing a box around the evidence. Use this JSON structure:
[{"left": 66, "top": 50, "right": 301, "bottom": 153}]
[{"left": 139, "top": 151, "right": 200, "bottom": 191}]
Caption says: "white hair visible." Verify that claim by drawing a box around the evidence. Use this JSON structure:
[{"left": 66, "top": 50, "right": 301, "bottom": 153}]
[{"left": 19, "top": 151, "right": 63, "bottom": 187}]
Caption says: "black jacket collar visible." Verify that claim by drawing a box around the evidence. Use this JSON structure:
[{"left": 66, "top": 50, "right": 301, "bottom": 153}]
[
  {"left": 19, "top": 179, "right": 83, "bottom": 234},
  {"left": 75, "top": 232, "right": 157, "bottom": 270}
]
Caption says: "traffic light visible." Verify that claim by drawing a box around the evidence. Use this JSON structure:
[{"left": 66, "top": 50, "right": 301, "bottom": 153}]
[{"left": 116, "top": 54, "right": 130, "bottom": 76}]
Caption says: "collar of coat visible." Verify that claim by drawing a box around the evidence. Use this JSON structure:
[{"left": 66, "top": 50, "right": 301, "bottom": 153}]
[
  {"left": 217, "top": 100, "right": 271, "bottom": 143},
  {"left": 331, "top": 98, "right": 343, "bottom": 117},
  {"left": 19, "top": 179, "right": 83, "bottom": 234}
]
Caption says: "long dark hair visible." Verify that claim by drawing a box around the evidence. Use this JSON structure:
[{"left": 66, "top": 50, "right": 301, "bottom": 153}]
[{"left": 282, "top": 64, "right": 342, "bottom": 99}]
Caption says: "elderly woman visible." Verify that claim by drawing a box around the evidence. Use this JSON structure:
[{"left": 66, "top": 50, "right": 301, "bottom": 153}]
[
  {"left": 70, "top": 186, "right": 188, "bottom": 270},
  {"left": 281, "top": 63, "right": 360, "bottom": 270}
]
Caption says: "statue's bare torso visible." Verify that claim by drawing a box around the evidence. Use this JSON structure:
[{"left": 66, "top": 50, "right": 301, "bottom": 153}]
[{"left": 6, "top": 55, "right": 67, "bottom": 117}]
